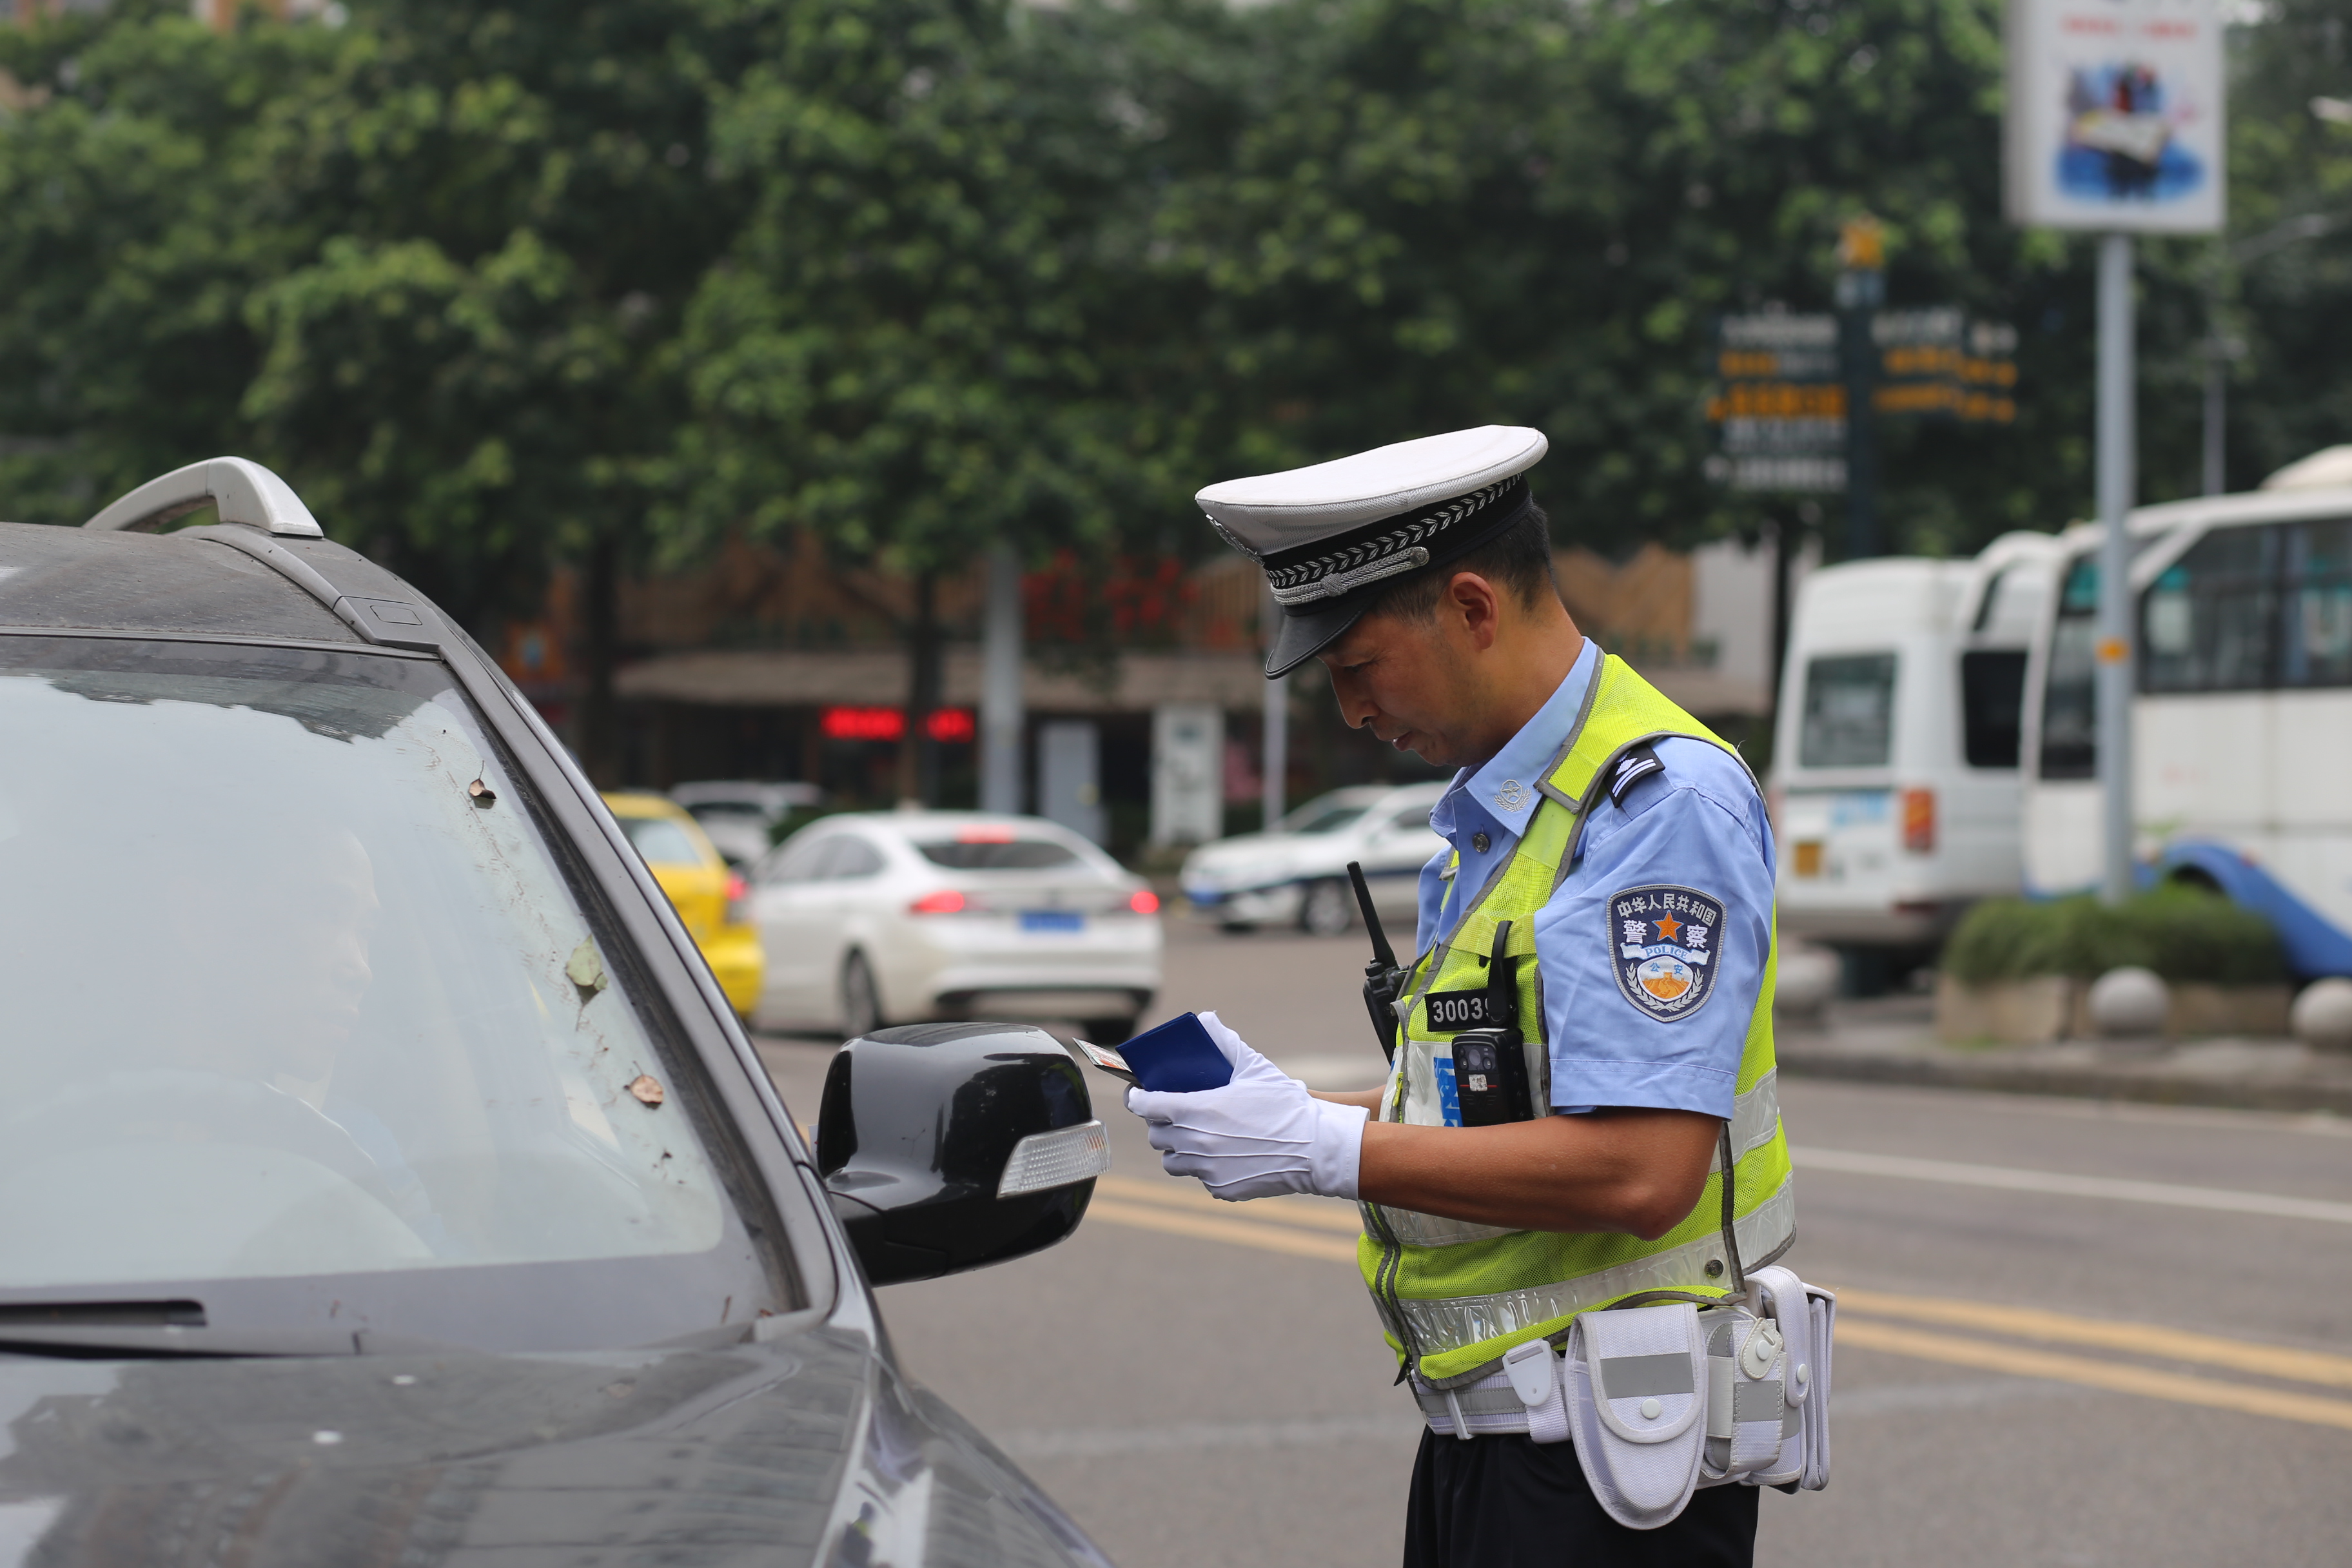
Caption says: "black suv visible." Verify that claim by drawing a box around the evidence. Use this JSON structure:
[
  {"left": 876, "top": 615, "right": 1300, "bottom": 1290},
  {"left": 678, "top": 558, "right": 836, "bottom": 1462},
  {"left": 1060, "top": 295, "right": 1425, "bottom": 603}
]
[{"left": 0, "top": 458, "right": 1113, "bottom": 1567}]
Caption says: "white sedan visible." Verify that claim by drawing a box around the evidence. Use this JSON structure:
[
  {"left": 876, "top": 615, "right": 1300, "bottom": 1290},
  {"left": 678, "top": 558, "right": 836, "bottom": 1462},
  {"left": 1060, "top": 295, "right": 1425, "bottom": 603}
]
[
  {"left": 1179, "top": 782, "right": 1447, "bottom": 937},
  {"left": 749, "top": 812, "right": 1163, "bottom": 1041}
]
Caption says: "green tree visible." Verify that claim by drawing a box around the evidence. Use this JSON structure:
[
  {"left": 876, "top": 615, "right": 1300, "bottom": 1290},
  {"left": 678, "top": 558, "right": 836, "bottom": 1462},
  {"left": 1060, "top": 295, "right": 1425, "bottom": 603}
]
[
  {"left": 0, "top": 3, "right": 323, "bottom": 524},
  {"left": 2203, "top": 0, "right": 2352, "bottom": 487},
  {"left": 239, "top": 0, "right": 755, "bottom": 777},
  {"left": 672, "top": 0, "right": 1149, "bottom": 799},
  {"left": 0, "top": 0, "right": 754, "bottom": 781}
]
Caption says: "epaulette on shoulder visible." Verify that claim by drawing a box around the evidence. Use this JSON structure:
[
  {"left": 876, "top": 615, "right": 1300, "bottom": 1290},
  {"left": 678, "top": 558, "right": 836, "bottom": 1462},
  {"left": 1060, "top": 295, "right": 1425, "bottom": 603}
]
[{"left": 1605, "top": 742, "right": 1665, "bottom": 807}]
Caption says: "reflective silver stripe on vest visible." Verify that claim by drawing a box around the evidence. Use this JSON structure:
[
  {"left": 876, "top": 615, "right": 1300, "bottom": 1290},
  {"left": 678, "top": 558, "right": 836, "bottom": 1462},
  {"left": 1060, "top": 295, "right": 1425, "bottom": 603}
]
[
  {"left": 1370, "top": 1073, "right": 1785, "bottom": 1251},
  {"left": 1731, "top": 1071, "right": 1780, "bottom": 1162},
  {"left": 1391, "top": 1175, "right": 1797, "bottom": 1367}
]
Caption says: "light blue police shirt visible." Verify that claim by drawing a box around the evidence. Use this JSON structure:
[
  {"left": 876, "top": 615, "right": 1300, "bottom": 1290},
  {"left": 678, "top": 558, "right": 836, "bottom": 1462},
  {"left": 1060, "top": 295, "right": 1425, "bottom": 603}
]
[{"left": 1415, "top": 638, "right": 1776, "bottom": 1121}]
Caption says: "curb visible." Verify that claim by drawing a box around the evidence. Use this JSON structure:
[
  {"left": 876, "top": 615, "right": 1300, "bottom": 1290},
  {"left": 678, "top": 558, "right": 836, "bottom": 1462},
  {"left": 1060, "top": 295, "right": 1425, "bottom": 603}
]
[{"left": 1776, "top": 1043, "right": 2352, "bottom": 1118}]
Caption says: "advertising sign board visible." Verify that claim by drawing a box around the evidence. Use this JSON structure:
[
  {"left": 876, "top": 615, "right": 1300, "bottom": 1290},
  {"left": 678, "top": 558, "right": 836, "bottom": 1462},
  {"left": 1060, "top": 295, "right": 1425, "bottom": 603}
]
[{"left": 2004, "top": 0, "right": 2225, "bottom": 233}]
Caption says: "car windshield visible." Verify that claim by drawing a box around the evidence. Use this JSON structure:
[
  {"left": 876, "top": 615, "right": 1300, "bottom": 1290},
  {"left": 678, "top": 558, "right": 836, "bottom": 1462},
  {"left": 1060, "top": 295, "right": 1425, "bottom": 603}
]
[
  {"left": 1279, "top": 796, "right": 1370, "bottom": 834},
  {"left": 0, "top": 637, "right": 791, "bottom": 1351},
  {"left": 915, "top": 838, "right": 1081, "bottom": 870},
  {"left": 618, "top": 814, "right": 709, "bottom": 867}
]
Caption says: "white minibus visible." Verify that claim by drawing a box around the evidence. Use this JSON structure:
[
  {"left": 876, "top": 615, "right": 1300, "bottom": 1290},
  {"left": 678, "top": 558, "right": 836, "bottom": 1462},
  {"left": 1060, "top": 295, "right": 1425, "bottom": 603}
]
[
  {"left": 2017, "top": 455, "right": 2352, "bottom": 978},
  {"left": 1769, "top": 532, "right": 2066, "bottom": 960}
]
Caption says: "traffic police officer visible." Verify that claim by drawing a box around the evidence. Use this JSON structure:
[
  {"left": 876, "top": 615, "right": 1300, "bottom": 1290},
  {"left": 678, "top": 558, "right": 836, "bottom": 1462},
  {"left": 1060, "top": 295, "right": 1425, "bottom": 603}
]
[{"left": 1124, "top": 426, "right": 1794, "bottom": 1567}]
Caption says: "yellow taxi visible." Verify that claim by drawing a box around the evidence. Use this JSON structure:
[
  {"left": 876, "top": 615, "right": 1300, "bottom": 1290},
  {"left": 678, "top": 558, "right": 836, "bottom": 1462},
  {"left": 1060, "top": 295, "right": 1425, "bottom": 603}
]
[{"left": 602, "top": 792, "right": 763, "bottom": 1019}]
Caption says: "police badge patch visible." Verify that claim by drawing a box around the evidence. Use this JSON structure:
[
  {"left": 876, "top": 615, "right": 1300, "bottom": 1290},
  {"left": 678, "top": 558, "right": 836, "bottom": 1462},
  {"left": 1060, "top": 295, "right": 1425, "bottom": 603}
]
[{"left": 1607, "top": 884, "right": 1725, "bottom": 1021}]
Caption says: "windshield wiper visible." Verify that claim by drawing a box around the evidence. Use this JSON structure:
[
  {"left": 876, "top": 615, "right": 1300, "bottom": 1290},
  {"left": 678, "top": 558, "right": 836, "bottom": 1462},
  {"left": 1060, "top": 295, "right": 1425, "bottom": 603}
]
[
  {"left": 0, "top": 1303, "right": 456, "bottom": 1360},
  {"left": 0, "top": 1299, "right": 206, "bottom": 1329}
]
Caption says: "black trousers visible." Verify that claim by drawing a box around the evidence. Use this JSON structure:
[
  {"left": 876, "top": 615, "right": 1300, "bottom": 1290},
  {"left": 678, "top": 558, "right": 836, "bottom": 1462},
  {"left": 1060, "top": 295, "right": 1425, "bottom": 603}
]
[{"left": 1402, "top": 1431, "right": 1758, "bottom": 1568}]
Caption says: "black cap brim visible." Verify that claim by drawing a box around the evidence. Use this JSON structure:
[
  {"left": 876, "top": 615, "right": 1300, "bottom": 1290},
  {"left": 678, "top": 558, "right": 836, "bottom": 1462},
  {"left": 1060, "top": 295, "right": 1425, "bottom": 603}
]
[{"left": 1266, "top": 597, "right": 1369, "bottom": 678}]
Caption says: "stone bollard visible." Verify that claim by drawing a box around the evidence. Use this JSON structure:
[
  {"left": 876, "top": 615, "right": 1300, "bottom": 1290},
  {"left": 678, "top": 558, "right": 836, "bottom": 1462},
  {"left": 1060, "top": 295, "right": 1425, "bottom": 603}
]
[
  {"left": 2088, "top": 966, "right": 2168, "bottom": 1038},
  {"left": 2291, "top": 977, "right": 2352, "bottom": 1052}
]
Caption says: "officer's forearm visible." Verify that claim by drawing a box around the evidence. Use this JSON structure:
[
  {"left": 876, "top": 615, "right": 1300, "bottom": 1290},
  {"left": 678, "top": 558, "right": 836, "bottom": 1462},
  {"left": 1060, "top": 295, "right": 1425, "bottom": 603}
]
[{"left": 1350, "top": 1108, "right": 1720, "bottom": 1239}]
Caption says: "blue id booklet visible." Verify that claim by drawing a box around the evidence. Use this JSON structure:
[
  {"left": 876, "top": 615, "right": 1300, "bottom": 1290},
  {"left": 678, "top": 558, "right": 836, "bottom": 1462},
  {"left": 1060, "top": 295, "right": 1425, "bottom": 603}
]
[{"left": 1089, "top": 1012, "right": 1233, "bottom": 1093}]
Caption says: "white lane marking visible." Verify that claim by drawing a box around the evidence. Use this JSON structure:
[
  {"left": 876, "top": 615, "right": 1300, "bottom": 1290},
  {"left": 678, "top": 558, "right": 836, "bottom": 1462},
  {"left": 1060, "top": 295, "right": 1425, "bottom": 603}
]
[
  {"left": 1832, "top": 1379, "right": 2073, "bottom": 1417},
  {"left": 1794, "top": 1146, "right": 2352, "bottom": 1225}
]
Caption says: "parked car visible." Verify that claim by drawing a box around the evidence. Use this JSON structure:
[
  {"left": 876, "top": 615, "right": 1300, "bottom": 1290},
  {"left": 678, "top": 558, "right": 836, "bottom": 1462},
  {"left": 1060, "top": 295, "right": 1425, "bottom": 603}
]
[
  {"left": 1179, "top": 782, "right": 1447, "bottom": 937},
  {"left": 603, "top": 790, "right": 765, "bottom": 1019},
  {"left": 750, "top": 812, "right": 1163, "bottom": 1042},
  {"left": 0, "top": 457, "right": 1115, "bottom": 1567},
  {"left": 671, "top": 778, "right": 825, "bottom": 866}
]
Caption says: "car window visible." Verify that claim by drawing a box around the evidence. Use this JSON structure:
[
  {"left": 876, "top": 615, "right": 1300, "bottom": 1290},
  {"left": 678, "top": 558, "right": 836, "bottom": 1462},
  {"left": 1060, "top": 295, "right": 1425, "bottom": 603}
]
[
  {"left": 0, "top": 637, "right": 792, "bottom": 1348},
  {"left": 616, "top": 814, "right": 708, "bottom": 867},
  {"left": 829, "top": 837, "right": 887, "bottom": 878},
  {"left": 914, "top": 838, "right": 1079, "bottom": 870},
  {"left": 1280, "top": 794, "right": 1370, "bottom": 834},
  {"left": 1386, "top": 806, "right": 1434, "bottom": 832},
  {"left": 763, "top": 835, "right": 839, "bottom": 884},
  {"left": 1799, "top": 653, "right": 1897, "bottom": 768}
]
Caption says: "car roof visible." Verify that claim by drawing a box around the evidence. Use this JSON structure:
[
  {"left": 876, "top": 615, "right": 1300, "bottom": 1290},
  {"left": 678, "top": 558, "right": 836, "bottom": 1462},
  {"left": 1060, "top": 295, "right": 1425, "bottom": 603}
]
[
  {"left": 603, "top": 791, "right": 694, "bottom": 821},
  {"left": 830, "top": 810, "right": 1081, "bottom": 838},
  {"left": 671, "top": 780, "right": 819, "bottom": 808},
  {"left": 810, "top": 810, "right": 1120, "bottom": 865},
  {"left": 0, "top": 519, "right": 363, "bottom": 643}
]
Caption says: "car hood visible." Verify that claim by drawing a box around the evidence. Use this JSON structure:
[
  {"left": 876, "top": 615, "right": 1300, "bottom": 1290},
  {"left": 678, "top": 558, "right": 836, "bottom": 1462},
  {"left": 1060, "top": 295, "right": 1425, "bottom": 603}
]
[{"left": 0, "top": 1328, "right": 1108, "bottom": 1568}]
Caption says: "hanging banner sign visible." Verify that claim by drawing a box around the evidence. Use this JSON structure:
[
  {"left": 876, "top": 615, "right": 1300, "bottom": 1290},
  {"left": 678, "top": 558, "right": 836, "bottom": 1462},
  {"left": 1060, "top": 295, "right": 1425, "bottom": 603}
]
[{"left": 2004, "top": 0, "right": 2226, "bottom": 233}]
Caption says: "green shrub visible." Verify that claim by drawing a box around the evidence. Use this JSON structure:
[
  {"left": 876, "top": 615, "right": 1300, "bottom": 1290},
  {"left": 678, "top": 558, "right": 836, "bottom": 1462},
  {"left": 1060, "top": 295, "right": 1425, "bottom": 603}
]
[{"left": 1942, "top": 888, "right": 2284, "bottom": 986}]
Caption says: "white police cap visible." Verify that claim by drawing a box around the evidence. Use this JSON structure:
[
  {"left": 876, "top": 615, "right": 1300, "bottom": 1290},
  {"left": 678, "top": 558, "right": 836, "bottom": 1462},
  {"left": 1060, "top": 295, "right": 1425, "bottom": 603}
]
[{"left": 1197, "top": 425, "right": 1549, "bottom": 677}]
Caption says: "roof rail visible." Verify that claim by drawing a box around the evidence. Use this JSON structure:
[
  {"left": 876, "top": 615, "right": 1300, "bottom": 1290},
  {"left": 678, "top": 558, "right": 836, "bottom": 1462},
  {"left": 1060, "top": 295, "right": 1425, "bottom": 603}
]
[{"left": 81, "top": 456, "right": 324, "bottom": 539}]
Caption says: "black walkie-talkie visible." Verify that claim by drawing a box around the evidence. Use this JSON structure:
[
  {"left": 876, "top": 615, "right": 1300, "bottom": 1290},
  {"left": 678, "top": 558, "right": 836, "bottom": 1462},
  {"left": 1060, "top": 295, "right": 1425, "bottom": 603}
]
[
  {"left": 1346, "top": 861, "right": 1405, "bottom": 1064},
  {"left": 1453, "top": 919, "right": 1535, "bottom": 1126}
]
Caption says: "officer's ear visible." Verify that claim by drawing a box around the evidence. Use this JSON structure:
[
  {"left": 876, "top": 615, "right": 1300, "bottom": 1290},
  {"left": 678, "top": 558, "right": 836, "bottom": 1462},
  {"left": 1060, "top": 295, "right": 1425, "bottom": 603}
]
[{"left": 1440, "top": 570, "right": 1505, "bottom": 650}]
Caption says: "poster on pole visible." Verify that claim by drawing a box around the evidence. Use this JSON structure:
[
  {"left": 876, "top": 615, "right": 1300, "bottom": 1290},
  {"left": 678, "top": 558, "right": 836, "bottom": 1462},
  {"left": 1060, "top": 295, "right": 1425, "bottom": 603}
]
[{"left": 2005, "top": 0, "right": 2225, "bottom": 233}]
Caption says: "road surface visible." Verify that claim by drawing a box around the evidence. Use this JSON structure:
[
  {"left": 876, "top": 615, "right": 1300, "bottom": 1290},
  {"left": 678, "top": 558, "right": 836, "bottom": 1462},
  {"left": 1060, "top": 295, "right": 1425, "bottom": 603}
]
[{"left": 757, "top": 918, "right": 2352, "bottom": 1567}]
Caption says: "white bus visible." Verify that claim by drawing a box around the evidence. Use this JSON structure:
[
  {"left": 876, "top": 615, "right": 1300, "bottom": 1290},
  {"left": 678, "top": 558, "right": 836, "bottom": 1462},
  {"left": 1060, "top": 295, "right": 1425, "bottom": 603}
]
[
  {"left": 1769, "top": 533, "right": 2067, "bottom": 963},
  {"left": 2017, "top": 456, "right": 2352, "bottom": 979}
]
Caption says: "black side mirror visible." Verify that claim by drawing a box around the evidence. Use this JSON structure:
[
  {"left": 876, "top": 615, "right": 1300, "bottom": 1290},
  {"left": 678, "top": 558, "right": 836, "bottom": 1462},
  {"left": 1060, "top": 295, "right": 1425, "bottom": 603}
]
[{"left": 815, "top": 1023, "right": 1107, "bottom": 1286}]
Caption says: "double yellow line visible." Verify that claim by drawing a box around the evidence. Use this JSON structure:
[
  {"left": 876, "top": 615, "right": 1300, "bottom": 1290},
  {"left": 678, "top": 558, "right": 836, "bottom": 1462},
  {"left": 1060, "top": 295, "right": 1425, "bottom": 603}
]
[{"left": 1086, "top": 1174, "right": 2352, "bottom": 1433}]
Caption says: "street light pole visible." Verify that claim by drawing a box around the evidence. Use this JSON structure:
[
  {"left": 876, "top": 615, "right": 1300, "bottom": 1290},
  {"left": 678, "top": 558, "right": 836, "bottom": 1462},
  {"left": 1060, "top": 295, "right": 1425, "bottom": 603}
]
[
  {"left": 2095, "top": 233, "right": 2137, "bottom": 906},
  {"left": 1835, "top": 217, "right": 1886, "bottom": 559},
  {"left": 980, "top": 540, "right": 1024, "bottom": 814},
  {"left": 2201, "top": 337, "right": 2227, "bottom": 497}
]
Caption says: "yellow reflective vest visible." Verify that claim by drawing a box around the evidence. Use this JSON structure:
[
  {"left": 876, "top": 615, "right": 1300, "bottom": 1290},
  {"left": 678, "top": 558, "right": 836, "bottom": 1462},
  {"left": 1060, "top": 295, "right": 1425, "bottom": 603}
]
[{"left": 1358, "top": 654, "right": 1794, "bottom": 1386}]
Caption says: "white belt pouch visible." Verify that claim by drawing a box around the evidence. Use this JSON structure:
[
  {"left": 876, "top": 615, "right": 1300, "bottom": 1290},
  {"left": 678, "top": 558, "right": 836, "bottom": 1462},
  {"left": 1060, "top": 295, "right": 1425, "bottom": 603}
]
[{"left": 1563, "top": 1301, "right": 1710, "bottom": 1530}]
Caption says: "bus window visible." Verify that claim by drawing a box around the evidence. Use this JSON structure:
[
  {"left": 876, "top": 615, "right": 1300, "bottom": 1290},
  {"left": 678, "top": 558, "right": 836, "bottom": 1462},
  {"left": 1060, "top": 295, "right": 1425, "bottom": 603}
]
[
  {"left": 1799, "top": 653, "right": 1897, "bottom": 767},
  {"left": 1960, "top": 650, "right": 2028, "bottom": 768},
  {"left": 2040, "top": 556, "right": 2098, "bottom": 779},
  {"left": 2286, "top": 519, "right": 2352, "bottom": 687},
  {"left": 2141, "top": 525, "right": 2281, "bottom": 693}
]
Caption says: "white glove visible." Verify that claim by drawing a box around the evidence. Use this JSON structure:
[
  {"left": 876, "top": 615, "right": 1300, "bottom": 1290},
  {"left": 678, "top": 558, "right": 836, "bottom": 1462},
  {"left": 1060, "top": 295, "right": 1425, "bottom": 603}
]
[{"left": 1122, "top": 1011, "right": 1368, "bottom": 1201}]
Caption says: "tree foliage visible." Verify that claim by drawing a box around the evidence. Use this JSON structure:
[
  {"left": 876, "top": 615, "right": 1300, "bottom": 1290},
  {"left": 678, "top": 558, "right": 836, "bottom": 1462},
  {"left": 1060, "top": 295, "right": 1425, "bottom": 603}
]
[{"left": 3, "top": 0, "right": 2350, "bottom": 636}]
